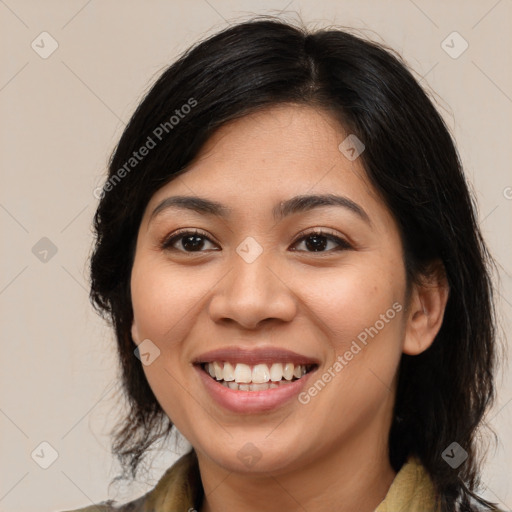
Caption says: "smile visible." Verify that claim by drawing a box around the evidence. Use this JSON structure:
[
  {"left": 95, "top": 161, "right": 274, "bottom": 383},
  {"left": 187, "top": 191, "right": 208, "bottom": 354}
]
[
  {"left": 202, "top": 362, "right": 317, "bottom": 391},
  {"left": 193, "top": 346, "right": 320, "bottom": 412}
]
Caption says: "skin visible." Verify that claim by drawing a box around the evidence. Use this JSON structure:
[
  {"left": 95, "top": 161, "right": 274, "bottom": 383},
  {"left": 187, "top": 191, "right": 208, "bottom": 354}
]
[{"left": 130, "top": 104, "right": 449, "bottom": 512}]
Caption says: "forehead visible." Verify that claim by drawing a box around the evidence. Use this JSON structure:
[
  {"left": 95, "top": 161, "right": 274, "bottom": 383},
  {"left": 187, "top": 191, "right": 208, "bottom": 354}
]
[
  {"left": 191, "top": 104, "right": 353, "bottom": 178},
  {"left": 150, "top": 105, "right": 373, "bottom": 202},
  {"left": 142, "top": 104, "right": 399, "bottom": 237}
]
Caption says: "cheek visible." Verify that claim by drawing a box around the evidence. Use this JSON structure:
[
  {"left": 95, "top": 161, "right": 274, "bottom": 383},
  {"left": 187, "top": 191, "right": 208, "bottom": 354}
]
[
  {"left": 130, "top": 257, "right": 208, "bottom": 427},
  {"left": 296, "top": 268, "right": 405, "bottom": 440},
  {"left": 130, "top": 257, "right": 212, "bottom": 344},
  {"left": 297, "top": 257, "right": 406, "bottom": 399},
  {"left": 299, "top": 259, "right": 404, "bottom": 340}
]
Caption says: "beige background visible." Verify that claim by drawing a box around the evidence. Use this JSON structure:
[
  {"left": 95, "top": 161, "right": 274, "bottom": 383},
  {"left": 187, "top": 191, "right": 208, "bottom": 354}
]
[{"left": 0, "top": 1, "right": 510, "bottom": 511}]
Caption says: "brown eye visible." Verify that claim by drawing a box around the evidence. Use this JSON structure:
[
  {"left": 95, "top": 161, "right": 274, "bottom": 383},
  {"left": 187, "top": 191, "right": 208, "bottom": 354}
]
[
  {"left": 291, "top": 230, "right": 352, "bottom": 253},
  {"left": 161, "top": 229, "right": 218, "bottom": 252}
]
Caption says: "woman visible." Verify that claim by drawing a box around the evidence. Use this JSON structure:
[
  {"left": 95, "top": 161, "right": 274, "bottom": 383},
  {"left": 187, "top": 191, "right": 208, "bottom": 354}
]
[{"left": 65, "top": 16, "right": 503, "bottom": 512}]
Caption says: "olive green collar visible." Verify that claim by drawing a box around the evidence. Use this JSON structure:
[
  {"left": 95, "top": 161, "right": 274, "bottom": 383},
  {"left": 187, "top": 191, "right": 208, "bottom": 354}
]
[{"left": 145, "top": 450, "right": 438, "bottom": 512}]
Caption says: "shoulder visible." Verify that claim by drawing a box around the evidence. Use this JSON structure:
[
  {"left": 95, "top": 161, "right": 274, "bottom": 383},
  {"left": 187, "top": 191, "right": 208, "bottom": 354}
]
[
  {"left": 59, "top": 494, "right": 147, "bottom": 512},
  {"left": 60, "top": 506, "right": 112, "bottom": 512},
  {"left": 59, "top": 450, "right": 200, "bottom": 512}
]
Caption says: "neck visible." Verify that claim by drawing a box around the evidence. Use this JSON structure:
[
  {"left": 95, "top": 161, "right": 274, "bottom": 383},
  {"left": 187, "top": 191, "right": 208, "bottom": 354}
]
[{"left": 197, "top": 422, "right": 396, "bottom": 512}]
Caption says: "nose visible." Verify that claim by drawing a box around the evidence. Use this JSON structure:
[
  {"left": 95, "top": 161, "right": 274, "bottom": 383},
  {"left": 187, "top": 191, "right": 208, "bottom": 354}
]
[{"left": 208, "top": 249, "right": 298, "bottom": 330}]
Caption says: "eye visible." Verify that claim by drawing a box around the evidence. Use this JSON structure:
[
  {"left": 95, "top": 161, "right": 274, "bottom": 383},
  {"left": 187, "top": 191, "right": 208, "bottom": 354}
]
[
  {"left": 160, "top": 228, "right": 352, "bottom": 254},
  {"left": 160, "top": 229, "right": 218, "bottom": 253},
  {"left": 290, "top": 229, "right": 352, "bottom": 253}
]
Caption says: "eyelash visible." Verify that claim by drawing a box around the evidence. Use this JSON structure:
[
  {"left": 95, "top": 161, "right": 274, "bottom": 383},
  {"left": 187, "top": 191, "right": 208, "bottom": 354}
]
[{"left": 160, "top": 228, "right": 352, "bottom": 254}]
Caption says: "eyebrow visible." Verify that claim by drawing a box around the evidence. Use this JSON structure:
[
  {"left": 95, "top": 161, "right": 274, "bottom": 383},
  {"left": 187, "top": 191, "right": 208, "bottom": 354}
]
[{"left": 150, "top": 194, "right": 371, "bottom": 225}]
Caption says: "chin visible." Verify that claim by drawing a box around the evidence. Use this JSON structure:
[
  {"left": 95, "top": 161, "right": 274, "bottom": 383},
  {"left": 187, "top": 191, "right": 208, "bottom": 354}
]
[{"left": 198, "top": 436, "right": 304, "bottom": 475}]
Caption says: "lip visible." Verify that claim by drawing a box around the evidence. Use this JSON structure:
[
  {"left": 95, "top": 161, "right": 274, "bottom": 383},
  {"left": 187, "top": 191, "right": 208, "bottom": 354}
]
[
  {"left": 192, "top": 346, "right": 320, "bottom": 366},
  {"left": 194, "top": 363, "right": 318, "bottom": 413}
]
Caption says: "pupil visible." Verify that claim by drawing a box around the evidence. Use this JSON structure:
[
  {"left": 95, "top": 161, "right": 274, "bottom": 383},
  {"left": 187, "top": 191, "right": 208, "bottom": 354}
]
[
  {"left": 182, "top": 235, "right": 204, "bottom": 251},
  {"left": 181, "top": 235, "right": 328, "bottom": 252},
  {"left": 306, "top": 235, "right": 327, "bottom": 252}
]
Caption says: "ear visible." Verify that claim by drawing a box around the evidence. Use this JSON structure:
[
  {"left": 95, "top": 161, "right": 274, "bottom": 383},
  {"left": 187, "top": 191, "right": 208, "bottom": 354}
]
[
  {"left": 403, "top": 261, "right": 450, "bottom": 356},
  {"left": 131, "top": 319, "right": 140, "bottom": 346}
]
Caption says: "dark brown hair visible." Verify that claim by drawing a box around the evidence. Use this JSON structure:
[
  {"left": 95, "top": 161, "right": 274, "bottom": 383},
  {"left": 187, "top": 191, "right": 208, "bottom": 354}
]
[{"left": 90, "top": 16, "right": 500, "bottom": 511}]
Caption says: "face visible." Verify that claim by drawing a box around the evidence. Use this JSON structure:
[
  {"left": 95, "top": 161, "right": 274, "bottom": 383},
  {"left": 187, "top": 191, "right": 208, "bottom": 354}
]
[{"left": 130, "top": 104, "right": 411, "bottom": 475}]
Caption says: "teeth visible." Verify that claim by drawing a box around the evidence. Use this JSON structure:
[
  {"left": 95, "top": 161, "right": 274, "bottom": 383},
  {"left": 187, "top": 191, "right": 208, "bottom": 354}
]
[
  {"left": 293, "top": 364, "right": 307, "bottom": 379},
  {"left": 251, "top": 382, "right": 270, "bottom": 391},
  {"left": 283, "top": 363, "right": 294, "bottom": 381},
  {"left": 234, "top": 363, "right": 252, "bottom": 383},
  {"left": 204, "top": 361, "right": 313, "bottom": 386},
  {"left": 252, "top": 364, "right": 270, "bottom": 383},
  {"left": 223, "top": 362, "right": 235, "bottom": 381},
  {"left": 213, "top": 361, "right": 223, "bottom": 380},
  {"left": 270, "top": 363, "right": 283, "bottom": 382},
  {"left": 223, "top": 381, "right": 286, "bottom": 391}
]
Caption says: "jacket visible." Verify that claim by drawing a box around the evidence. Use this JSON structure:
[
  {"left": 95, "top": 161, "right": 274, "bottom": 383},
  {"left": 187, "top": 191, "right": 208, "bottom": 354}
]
[{"left": 61, "top": 450, "right": 443, "bottom": 511}]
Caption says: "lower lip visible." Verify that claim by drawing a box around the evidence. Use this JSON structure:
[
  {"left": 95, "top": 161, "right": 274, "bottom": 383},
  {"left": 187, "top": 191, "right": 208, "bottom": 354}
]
[{"left": 195, "top": 365, "right": 317, "bottom": 413}]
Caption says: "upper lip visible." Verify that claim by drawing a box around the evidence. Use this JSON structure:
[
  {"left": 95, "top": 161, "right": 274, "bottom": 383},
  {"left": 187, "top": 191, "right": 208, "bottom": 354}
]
[{"left": 192, "top": 346, "right": 320, "bottom": 366}]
